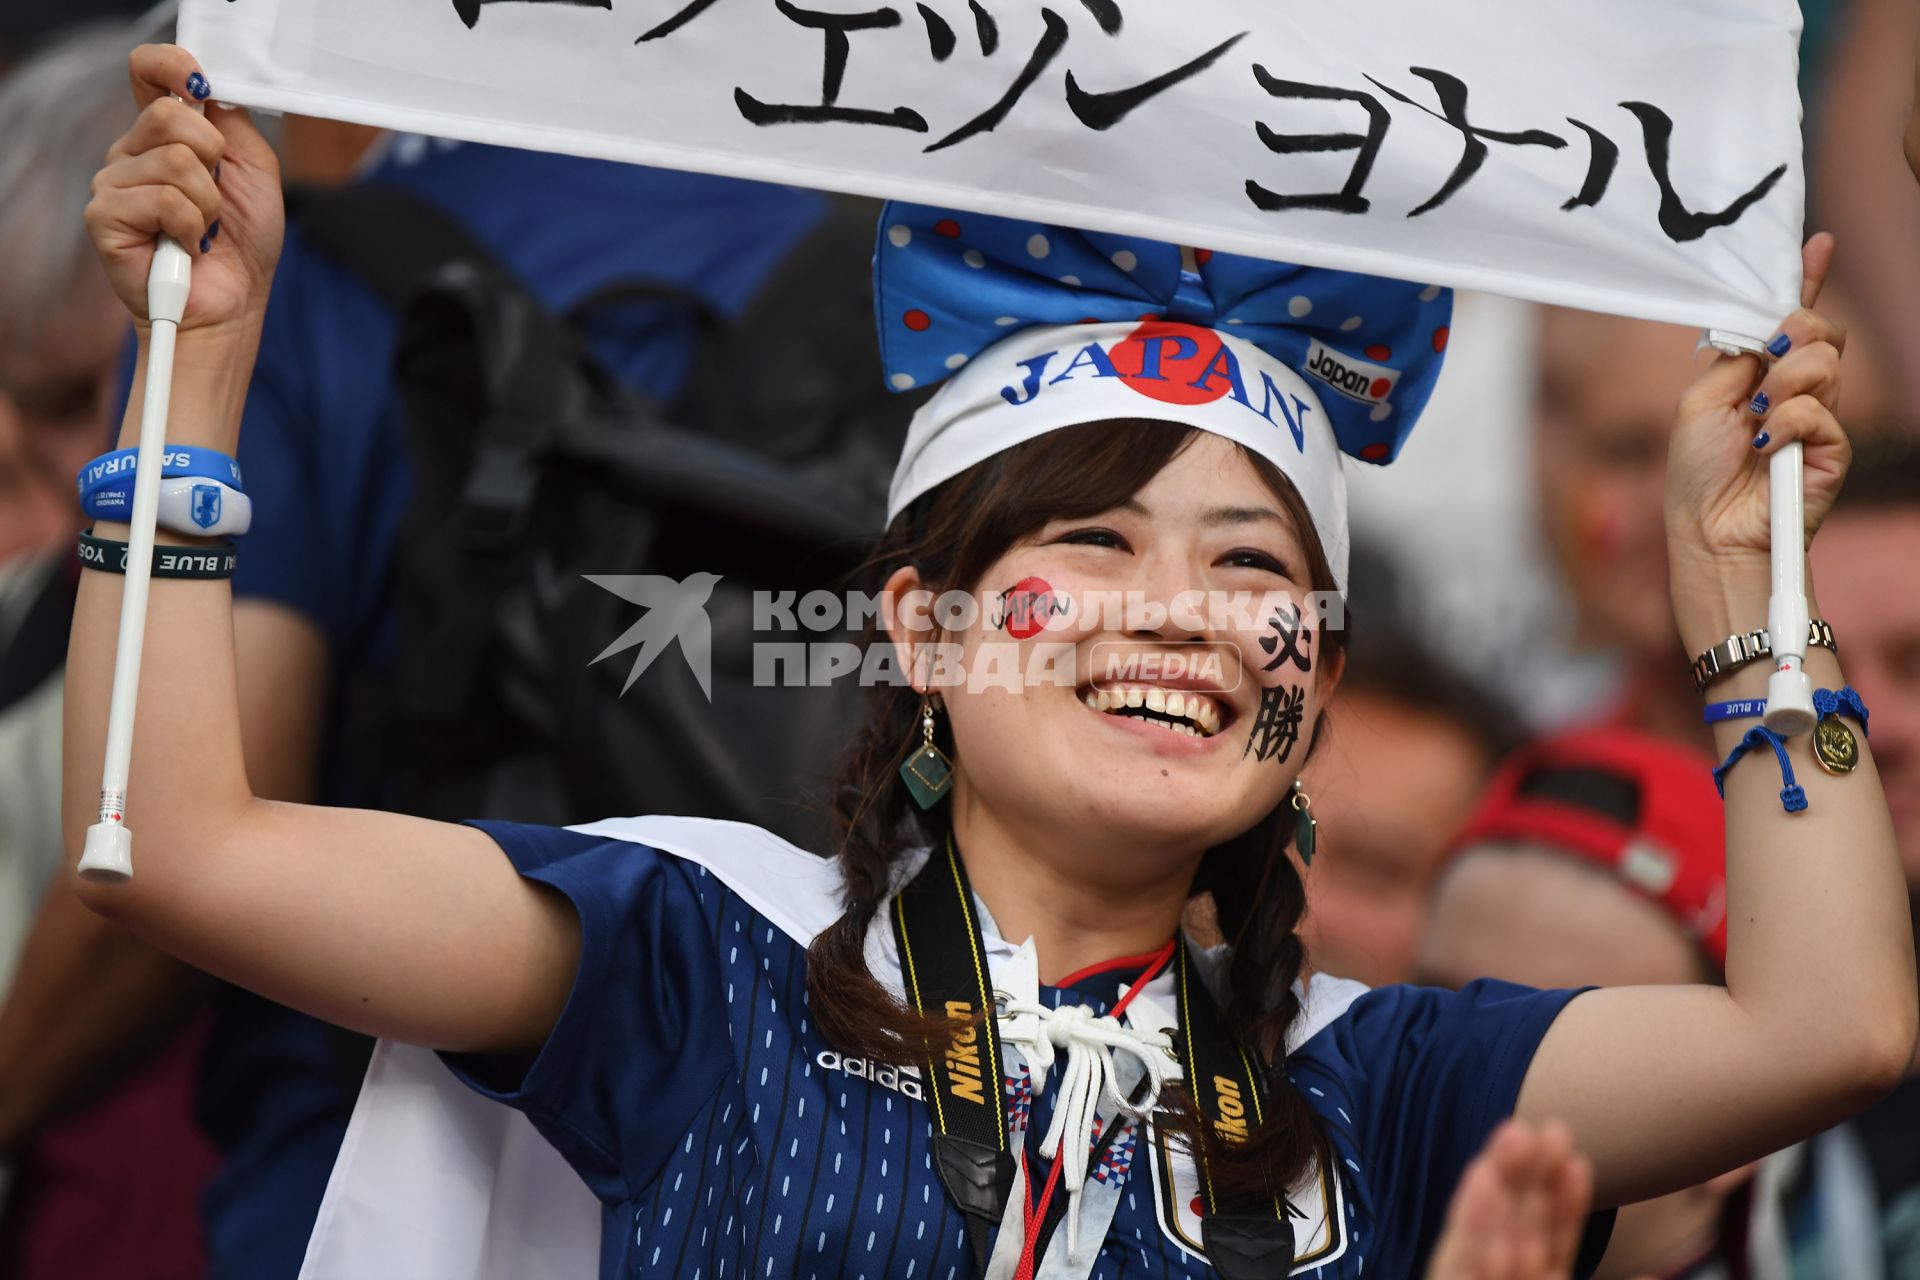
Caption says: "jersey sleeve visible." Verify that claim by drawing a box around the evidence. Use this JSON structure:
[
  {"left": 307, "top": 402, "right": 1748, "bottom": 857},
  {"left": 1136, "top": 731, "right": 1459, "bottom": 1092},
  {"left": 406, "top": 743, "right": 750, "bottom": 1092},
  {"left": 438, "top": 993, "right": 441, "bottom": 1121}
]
[
  {"left": 1316, "top": 979, "right": 1613, "bottom": 1274},
  {"left": 440, "top": 820, "right": 734, "bottom": 1203}
]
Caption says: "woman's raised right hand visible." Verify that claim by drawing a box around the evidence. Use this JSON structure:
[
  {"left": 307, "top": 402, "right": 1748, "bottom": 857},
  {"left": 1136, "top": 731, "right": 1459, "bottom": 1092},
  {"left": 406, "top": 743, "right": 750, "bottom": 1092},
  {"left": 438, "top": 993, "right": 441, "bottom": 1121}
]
[{"left": 85, "top": 44, "right": 283, "bottom": 339}]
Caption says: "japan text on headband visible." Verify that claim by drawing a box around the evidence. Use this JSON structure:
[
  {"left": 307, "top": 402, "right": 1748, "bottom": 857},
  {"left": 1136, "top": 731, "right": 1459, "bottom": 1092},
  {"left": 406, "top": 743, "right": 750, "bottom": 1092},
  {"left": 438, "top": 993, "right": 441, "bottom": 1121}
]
[{"left": 875, "top": 202, "right": 1454, "bottom": 596}]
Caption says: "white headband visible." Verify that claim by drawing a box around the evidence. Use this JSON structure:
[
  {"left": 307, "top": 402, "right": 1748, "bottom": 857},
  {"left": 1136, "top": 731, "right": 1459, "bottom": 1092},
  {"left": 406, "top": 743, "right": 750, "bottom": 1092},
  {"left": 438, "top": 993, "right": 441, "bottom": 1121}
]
[{"left": 886, "top": 321, "right": 1351, "bottom": 594}]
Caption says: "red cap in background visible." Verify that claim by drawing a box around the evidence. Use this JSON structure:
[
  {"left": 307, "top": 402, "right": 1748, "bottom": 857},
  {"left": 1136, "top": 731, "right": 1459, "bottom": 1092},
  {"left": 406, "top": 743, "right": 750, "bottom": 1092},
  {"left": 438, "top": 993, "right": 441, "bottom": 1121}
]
[{"left": 1444, "top": 727, "right": 1728, "bottom": 972}]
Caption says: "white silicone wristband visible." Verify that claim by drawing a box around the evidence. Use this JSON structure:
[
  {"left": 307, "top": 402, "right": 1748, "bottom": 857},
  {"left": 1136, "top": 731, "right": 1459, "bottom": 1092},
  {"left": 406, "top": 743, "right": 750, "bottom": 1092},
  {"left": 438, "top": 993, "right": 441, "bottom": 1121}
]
[{"left": 147, "top": 476, "right": 252, "bottom": 537}]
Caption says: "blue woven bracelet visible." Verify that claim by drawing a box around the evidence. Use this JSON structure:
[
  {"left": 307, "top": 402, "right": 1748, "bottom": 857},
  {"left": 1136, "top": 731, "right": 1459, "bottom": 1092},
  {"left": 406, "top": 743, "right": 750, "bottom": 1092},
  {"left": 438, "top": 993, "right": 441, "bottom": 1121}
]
[
  {"left": 1703, "top": 698, "right": 1768, "bottom": 726},
  {"left": 1713, "top": 725, "right": 1808, "bottom": 813},
  {"left": 1813, "top": 685, "right": 1870, "bottom": 737}
]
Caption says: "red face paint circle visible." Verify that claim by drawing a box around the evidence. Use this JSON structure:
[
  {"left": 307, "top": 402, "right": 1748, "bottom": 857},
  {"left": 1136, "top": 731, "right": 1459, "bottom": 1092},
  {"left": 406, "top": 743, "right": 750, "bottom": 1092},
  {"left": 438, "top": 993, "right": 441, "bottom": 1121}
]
[
  {"left": 1109, "top": 321, "right": 1232, "bottom": 407},
  {"left": 999, "top": 576, "right": 1067, "bottom": 640}
]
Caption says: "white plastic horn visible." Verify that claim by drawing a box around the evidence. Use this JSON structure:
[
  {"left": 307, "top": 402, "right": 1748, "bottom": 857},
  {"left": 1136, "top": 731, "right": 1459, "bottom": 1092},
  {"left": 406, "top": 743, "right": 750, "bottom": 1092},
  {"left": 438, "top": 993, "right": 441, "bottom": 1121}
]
[{"left": 77, "top": 236, "right": 193, "bottom": 882}]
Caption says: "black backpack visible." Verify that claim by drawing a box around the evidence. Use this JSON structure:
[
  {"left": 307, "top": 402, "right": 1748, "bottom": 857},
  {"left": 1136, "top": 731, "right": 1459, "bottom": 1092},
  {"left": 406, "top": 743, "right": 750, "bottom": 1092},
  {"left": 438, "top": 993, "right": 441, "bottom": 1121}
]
[{"left": 289, "top": 183, "right": 925, "bottom": 850}]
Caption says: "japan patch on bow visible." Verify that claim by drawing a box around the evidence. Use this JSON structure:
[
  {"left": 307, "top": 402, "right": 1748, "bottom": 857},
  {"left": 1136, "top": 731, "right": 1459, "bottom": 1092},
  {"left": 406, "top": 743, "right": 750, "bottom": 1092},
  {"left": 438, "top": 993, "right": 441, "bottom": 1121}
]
[{"left": 874, "top": 203, "right": 1452, "bottom": 464}]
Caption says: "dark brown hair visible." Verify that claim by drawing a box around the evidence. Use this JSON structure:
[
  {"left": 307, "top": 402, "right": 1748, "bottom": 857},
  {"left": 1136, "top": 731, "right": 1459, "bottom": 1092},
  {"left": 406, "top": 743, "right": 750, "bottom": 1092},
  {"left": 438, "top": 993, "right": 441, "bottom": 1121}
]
[{"left": 806, "top": 418, "right": 1348, "bottom": 1195}]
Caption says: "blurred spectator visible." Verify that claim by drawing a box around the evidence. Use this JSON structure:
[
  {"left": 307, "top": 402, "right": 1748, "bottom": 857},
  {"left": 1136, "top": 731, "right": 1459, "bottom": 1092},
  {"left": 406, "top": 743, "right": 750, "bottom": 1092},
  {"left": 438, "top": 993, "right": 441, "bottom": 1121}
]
[
  {"left": 1813, "top": 433, "right": 1920, "bottom": 895},
  {"left": 1344, "top": 293, "right": 1576, "bottom": 719},
  {"left": 0, "top": 559, "right": 64, "bottom": 995},
  {"left": 0, "top": 0, "right": 154, "bottom": 66},
  {"left": 1297, "top": 548, "right": 1524, "bottom": 987},
  {"left": 1420, "top": 730, "right": 1773, "bottom": 1280},
  {"left": 0, "top": 402, "right": 68, "bottom": 563},
  {"left": 1423, "top": 727, "right": 1912, "bottom": 1278},
  {"left": 1804, "top": 431, "right": 1920, "bottom": 1273},
  {"left": 1426, "top": 1118, "right": 1598, "bottom": 1280},
  {"left": 0, "top": 20, "right": 145, "bottom": 558},
  {"left": 1531, "top": 310, "right": 1704, "bottom": 745},
  {"left": 1812, "top": 0, "right": 1920, "bottom": 414},
  {"left": 1528, "top": 302, "right": 1888, "bottom": 750},
  {"left": 1352, "top": 276, "right": 1895, "bottom": 755},
  {"left": 0, "top": 15, "right": 218, "bottom": 1280},
  {"left": 1908, "top": 39, "right": 1920, "bottom": 182}
]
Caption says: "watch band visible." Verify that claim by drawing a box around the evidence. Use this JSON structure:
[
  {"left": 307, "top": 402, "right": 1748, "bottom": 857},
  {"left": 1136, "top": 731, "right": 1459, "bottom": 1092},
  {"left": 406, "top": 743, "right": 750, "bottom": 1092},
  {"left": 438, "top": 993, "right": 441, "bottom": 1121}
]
[{"left": 1691, "top": 620, "right": 1837, "bottom": 694}]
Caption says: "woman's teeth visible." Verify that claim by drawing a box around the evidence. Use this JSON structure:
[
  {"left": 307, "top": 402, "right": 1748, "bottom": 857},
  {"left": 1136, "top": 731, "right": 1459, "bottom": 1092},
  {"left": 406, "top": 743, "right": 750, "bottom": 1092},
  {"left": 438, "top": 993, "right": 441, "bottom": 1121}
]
[{"left": 1082, "top": 686, "right": 1221, "bottom": 737}]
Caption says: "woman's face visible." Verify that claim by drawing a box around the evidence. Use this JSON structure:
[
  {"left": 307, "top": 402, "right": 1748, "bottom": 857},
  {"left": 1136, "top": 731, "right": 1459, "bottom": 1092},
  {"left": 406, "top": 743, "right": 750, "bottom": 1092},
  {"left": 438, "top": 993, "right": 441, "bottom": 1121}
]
[{"left": 888, "top": 433, "right": 1343, "bottom": 865}]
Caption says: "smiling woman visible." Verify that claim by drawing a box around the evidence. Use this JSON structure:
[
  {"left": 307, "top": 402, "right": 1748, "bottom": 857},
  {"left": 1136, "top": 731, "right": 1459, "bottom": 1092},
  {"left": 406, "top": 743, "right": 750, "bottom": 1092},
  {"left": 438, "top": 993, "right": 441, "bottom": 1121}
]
[
  {"left": 811, "top": 418, "right": 1347, "bottom": 1200},
  {"left": 67, "top": 43, "right": 1917, "bottom": 1280}
]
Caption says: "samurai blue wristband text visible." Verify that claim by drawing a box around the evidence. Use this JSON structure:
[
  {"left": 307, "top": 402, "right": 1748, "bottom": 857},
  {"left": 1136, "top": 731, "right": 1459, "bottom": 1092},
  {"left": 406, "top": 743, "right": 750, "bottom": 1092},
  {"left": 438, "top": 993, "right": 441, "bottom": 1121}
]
[
  {"left": 81, "top": 476, "right": 253, "bottom": 538},
  {"left": 1702, "top": 698, "right": 1767, "bottom": 725},
  {"left": 76, "top": 445, "right": 244, "bottom": 502}
]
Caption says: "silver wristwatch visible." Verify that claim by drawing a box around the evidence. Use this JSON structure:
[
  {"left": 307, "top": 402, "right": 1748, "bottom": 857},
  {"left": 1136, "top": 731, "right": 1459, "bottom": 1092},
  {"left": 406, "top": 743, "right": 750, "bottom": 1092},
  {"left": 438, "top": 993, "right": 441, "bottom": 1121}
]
[{"left": 1690, "top": 619, "right": 1837, "bottom": 694}]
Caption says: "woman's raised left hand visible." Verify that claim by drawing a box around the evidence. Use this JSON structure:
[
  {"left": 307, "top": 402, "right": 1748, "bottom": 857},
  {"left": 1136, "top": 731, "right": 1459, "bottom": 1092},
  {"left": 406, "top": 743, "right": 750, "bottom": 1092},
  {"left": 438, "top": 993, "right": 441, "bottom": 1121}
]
[{"left": 1664, "top": 234, "right": 1850, "bottom": 608}]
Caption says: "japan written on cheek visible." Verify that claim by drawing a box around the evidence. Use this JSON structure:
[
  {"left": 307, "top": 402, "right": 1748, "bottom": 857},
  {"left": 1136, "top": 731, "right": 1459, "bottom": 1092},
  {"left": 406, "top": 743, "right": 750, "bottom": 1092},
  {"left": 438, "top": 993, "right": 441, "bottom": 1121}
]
[{"left": 454, "top": 0, "right": 1789, "bottom": 245}]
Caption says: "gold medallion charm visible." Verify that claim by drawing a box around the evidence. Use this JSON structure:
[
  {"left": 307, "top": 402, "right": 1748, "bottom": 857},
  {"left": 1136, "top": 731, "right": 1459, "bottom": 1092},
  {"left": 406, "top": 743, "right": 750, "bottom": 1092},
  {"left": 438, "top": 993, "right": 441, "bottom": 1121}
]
[{"left": 1813, "top": 714, "right": 1860, "bottom": 776}]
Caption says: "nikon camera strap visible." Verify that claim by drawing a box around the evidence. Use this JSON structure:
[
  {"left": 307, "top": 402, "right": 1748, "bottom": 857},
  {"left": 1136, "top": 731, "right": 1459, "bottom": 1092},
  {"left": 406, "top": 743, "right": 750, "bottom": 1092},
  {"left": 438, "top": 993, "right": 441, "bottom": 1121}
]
[{"left": 891, "top": 838, "right": 1295, "bottom": 1278}]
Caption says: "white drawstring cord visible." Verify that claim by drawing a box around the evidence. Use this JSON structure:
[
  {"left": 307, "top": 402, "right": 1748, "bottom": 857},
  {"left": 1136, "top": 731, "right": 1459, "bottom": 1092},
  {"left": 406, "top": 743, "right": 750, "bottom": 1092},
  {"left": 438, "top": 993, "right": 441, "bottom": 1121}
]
[{"left": 997, "top": 999, "right": 1182, "bottom": 1261}]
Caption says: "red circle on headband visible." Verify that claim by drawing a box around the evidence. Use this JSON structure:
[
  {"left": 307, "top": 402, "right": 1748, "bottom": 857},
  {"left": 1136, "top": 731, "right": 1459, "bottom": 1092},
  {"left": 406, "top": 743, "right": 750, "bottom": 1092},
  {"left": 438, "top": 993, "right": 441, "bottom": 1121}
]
[{"left": 1110, "top": 321, "right": 1232, "bottom": 407}]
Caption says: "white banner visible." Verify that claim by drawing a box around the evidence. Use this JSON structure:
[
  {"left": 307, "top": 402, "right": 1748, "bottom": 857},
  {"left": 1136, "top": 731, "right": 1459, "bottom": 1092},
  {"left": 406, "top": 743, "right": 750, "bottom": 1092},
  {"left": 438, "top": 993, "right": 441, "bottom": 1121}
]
[{"left": 177, "top": 0, "right": 1804, "bottom": 343}]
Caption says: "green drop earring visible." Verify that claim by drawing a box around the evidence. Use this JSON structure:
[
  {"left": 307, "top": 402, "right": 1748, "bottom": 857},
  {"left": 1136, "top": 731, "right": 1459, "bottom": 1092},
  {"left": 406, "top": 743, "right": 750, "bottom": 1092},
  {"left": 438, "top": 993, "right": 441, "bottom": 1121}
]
[
  {"left": 1291, "top": 779, "right": 1317, "bottom": 865},
  {"left": 899, "top": 696, "right": 955, "bottom": 810}
]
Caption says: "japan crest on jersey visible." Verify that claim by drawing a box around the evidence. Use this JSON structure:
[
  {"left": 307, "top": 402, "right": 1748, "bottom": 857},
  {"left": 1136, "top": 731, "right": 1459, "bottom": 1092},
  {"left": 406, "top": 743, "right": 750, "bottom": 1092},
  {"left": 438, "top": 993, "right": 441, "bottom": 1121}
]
[{"left": 1147, "top": 1124, "right": 1351, "bottom": 1273}]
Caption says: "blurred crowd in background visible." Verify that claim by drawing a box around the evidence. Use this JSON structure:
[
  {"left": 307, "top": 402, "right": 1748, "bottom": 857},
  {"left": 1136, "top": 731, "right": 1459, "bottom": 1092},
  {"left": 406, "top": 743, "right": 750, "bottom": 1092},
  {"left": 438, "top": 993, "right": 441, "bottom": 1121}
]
[{"left": 0, "top": 2, "right": 1916, "bottom": 1278}]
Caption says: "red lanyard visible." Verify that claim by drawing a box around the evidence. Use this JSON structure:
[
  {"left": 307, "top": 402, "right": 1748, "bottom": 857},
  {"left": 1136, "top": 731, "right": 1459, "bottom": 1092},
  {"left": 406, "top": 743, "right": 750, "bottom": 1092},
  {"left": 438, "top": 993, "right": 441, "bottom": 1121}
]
[{"left": 1012, "top": 937, "right": 1177, "bottom": 1280}]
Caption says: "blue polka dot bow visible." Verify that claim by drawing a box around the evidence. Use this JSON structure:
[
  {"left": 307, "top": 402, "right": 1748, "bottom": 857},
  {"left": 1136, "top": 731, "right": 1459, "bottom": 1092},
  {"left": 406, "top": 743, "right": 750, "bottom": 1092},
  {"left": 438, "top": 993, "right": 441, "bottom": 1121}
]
[{"left": 874, "top": 202, "right": 1454, "bottom": 464}]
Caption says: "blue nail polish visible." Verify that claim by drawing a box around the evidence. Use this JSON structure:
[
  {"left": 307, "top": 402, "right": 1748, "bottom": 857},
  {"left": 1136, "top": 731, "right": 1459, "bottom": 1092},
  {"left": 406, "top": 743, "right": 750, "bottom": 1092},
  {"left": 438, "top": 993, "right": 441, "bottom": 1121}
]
[
  {"left": 1752, "top": 430, "right": 1771, "bottom": 449},
  {"left": 1767, "top": 333, "right": 1791, "bottom": 358},
  {"left": 199, "top": 234, "right": 211, "bottom": 253},
  {"left": 1749, "top": 391, "right": 1770, "bottom": 415},
  {"left": 212, "top": 162, "right": 222, "bottom": 182},
  {"left": 208, "top": 219, "right": 221, "bottom": 240},
  {"left": 186, "top": 71, "right": 210, "bottom": 100}
]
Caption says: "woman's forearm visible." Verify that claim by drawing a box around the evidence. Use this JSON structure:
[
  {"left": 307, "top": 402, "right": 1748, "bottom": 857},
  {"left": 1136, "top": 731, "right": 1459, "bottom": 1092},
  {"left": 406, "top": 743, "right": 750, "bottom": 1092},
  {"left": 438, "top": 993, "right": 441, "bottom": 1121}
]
[
  {"left": 63, "top": 330, "right": 261, "bottom": 911},
  {"left": 60, "top": 43, "right": 582, "bottom": 1058},
  {"left": 1678, "top": 574, "right": 1918, "bottom": 1083}
]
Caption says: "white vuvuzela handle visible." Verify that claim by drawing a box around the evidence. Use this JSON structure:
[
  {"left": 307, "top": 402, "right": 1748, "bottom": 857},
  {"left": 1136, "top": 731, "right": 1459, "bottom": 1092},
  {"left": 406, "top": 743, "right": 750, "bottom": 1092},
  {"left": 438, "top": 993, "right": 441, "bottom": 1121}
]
[
  {"left": 1764, "top": 440, "right": 1817, "bottom": 736},
  {"left": 1702, "top": 328, "right": 1814, "bottom": 738},
  {"left": 77, "top": 236, "right": 192, "bottom": 882}
]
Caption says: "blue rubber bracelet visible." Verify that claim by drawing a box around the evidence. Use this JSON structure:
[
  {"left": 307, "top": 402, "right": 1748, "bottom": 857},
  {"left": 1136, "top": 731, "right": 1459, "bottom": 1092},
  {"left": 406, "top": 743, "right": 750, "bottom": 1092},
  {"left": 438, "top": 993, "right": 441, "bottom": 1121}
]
[
  {"left": 1703, "top": 698, "right": 1767, "bottom": 725},
  {"left": 1713, "top": 725, "right": 1808, "bottom": 813},
  {"left": 1813, "top": 686, "right": 1870, "bottom": 737},
  {"left": 76, "top": 446, "right": 244, "bottom": 502}
]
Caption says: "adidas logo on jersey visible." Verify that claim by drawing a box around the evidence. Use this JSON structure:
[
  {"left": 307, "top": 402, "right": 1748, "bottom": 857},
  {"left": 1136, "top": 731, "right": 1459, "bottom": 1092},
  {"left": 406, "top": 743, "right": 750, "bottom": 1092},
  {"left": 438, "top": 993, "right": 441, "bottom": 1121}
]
[{"left": 815, "top": 1049, "right": 925, "bottom": 1102}]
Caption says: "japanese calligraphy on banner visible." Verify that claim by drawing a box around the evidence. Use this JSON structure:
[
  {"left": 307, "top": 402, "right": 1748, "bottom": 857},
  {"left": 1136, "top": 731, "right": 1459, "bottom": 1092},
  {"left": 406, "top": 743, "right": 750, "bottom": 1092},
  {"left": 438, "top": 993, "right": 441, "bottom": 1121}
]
[{"left": 179, "top": 0, "right": 1805, "bottom": 335}]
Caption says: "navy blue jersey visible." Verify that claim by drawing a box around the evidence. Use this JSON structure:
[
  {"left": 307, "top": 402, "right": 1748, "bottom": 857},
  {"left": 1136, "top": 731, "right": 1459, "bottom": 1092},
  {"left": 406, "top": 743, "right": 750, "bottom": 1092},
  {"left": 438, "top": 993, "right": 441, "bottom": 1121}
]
[{"left": 299, "top": 816, "right": 1610, "bottom": 1279}]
